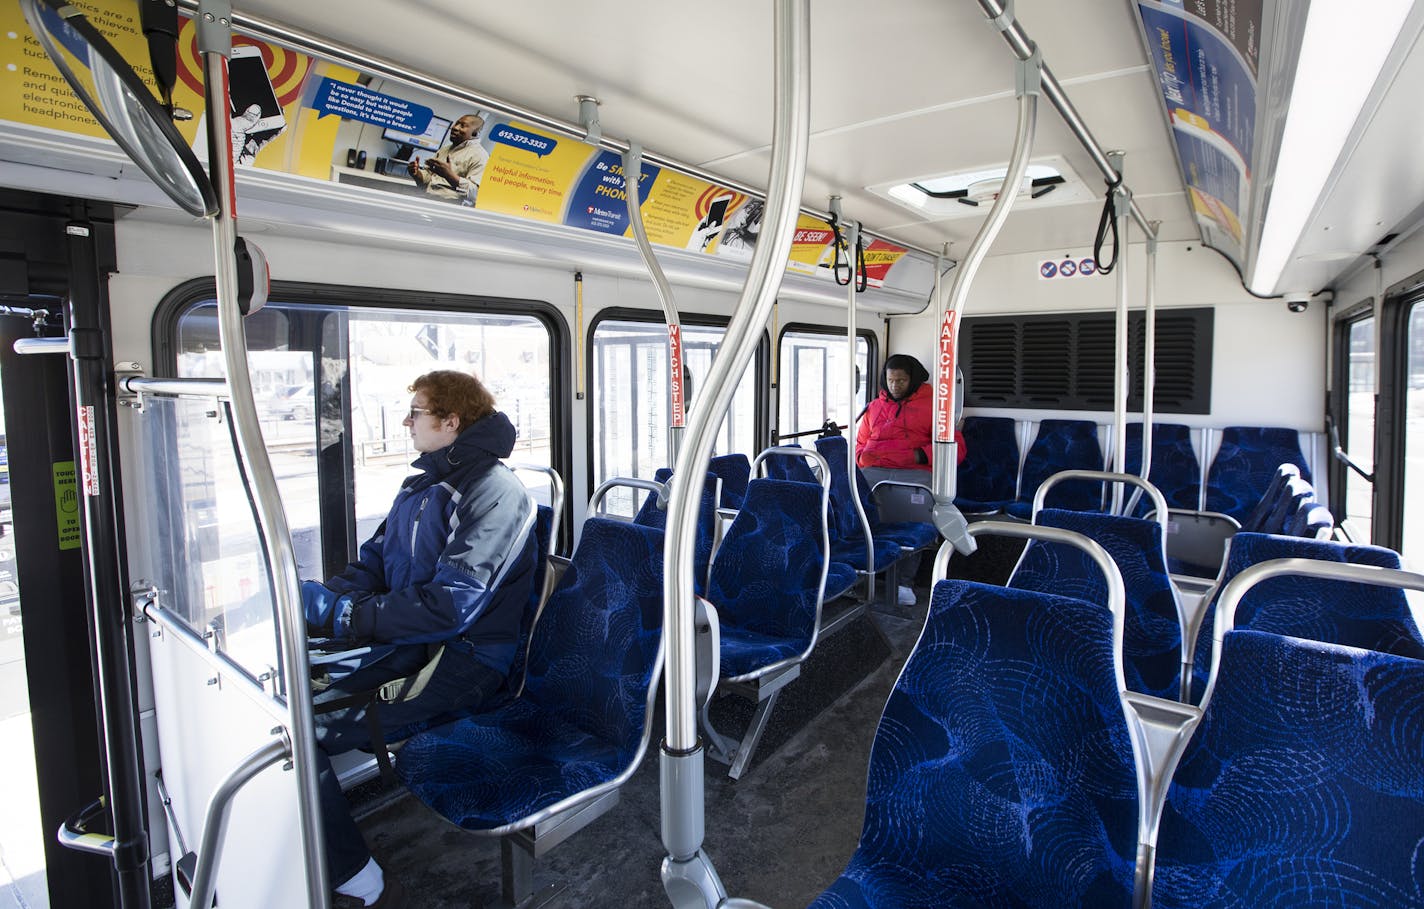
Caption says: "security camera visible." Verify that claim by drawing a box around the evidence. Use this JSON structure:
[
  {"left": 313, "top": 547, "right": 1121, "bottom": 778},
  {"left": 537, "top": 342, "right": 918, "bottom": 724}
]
[{"left": 1285, "top": 294, "right": 1310, "bottom": 314}]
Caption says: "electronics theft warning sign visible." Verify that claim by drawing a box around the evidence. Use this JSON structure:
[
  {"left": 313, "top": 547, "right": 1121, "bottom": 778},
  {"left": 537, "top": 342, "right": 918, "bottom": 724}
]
[{"left": 52, "top": 460, "right": 80, "bottom": 550}]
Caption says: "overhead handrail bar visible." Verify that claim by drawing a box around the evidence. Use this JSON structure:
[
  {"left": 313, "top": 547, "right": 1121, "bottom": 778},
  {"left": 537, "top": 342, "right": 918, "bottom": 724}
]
[
  {"left": 132, "top": 585, "right": 292, "bottom": 730},
  {"left": 623, "top": 143, "right": 686, "bottom": 465},
  {"left": 658, "top": 2, "right": 809, "bottom": 906},
  {"left": 834, "top": 205, "right": 877, "bottom": 604},
  {"left": 179, "top": 1, "right": 935, "bottom": 263},
  {"left": 929, "top": 43, "right": 1044, "bottom": 553},
  {"left": 195, "top": 3, "right": 328, "bottom": 904},
  {"left": 1109, "top": 151, "right": 1131, "bottom": 515},
  {"left": 975, "top": 0, "right": 1157, "bottom": 239},
  {"left": 185, "top": 737, "right": 291, "bottom": 909}
]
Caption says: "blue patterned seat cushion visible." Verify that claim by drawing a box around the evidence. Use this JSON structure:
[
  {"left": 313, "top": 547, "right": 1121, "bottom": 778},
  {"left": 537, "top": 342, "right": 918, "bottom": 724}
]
[
  {"left": 1188, "top": 533, "right": 1424, "bottom": 703},
  {"left": 709, "top": 478, "right": 825, "bottom": 679},
  {"left": 825, "top": 560, "right": 858, "bottom": 600},
  {"left": 1010, "top": 508, "right": 1183, "bottom": 700},
  {"left": 851, "top": 454, "right": 940, "bottom": 551},
  {"left": 955, "top": 416, "right": 1019, "bottom": 511},
  {"left": 817, "top": 436, "right": 935, "bottom": 562},
  {"left": 810, "top": 580, "right": 1137, "bottom": 909},
  {"left": 1204, "top": 426, "right": 1310, "bottom": 522},
  {"left": 761, "top": 445, "right": 819, "bottom": 484},
  {"left": 831, "top": 537, "right": 904, "bottom": 572},
  {"left": 634, "top": 467, "right": 717, "bottom": 596},
  {"left": 708, "top": 453, "right": 751, "bottom": 509},
  {"left": 396, "top": 517, "right": 664, "bottom": 830},
  {"left": 1005, "top": 420, "right": 1105, "bottom": 519},
  {"left": 1124, "top": 422, "right": 1201, "bottom": 515},
  {"left": 1238, "top": 463, "right": 1299, "bottom": 533},
  {"left": 1154, "top": 630, "right": 1424, "bottom": 908}
]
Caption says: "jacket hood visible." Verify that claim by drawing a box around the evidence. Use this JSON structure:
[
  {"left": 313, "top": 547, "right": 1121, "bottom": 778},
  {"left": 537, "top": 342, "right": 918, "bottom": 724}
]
[
  {"left": 881, "top": 354, "right": 930, "bottom": 401},
  {"left": 413, "top": 410, "right": 517, "bottom": 479}
]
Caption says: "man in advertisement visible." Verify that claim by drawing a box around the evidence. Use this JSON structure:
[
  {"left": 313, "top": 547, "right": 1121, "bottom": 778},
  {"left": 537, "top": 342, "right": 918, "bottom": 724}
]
[{"left": 407, "top": 114, "right": 488, "bottom": 205}]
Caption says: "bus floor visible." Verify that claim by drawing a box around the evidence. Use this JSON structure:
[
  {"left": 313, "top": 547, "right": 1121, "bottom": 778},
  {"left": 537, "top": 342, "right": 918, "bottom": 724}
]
[{"left": 349, "top": 597, "right": 924, "bottom": 909}]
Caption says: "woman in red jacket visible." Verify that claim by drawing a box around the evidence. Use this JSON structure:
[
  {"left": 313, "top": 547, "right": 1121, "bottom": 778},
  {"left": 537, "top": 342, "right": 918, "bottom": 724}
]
[{"left": 856, "top": 354, "right": 966, "bottom": 605}]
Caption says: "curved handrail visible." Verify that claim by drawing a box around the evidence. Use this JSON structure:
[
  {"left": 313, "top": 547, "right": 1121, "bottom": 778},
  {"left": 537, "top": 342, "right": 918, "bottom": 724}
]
[
  {"left": 1033, "top": 469, "right": 1170, "bottom": 538},
  {"left": 658, "top": 1, "right": 810, "bottom": 899},
  {"left": 929, "top": 44, "right": 1039, "bottom": 540},
  {"left": 623, "top": 143, "right": 685, "bottom": 465},
  {"left": 507, "top": 462, "right": 566, "bottom": 556},
  {"left": 589, "top": 476, "right": 665, "bottom": 516},
  {"left": 751, "top": 444, "right": 830, "bottom": 484},
  {"left": 198, "top": 13, "right": 327, "bottom": 903}
]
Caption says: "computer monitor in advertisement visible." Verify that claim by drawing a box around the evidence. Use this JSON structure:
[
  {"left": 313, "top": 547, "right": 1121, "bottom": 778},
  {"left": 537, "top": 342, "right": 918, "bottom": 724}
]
[{"left": 382, "top": 114, "right": 452, "bottom": 159}]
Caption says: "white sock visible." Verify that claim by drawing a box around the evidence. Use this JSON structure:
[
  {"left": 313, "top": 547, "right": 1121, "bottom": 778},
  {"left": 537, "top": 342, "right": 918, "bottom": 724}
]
[{"left": 335, "top": 857, "right": 385, "bottom": 906}]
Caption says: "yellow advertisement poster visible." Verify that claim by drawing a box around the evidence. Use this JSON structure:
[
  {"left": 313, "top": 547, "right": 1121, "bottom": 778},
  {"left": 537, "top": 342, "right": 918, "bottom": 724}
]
[
  {"left": 477, "top": 121, "right": 593, "bottom": 224},
  {"left": 786, "top": 214, "right": 837, "bottom": 276},
  {"left": 0, "top": 0, "right": 150, "bottom": 140}
]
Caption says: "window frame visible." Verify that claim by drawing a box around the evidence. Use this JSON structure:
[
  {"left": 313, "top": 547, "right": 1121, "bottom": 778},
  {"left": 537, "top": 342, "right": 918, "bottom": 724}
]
[
  {"left": 152, "top": 278, "right": 571, "bottom": 567},
  {"left": 775, "top": 322, "right": 879, "bottom": 441},
  {"left": 1376, "top": 271, "right": 1424, "bottom": 556},
  {"left": 584, "top": 306, "right": 769, "bottom": 502},
  {"left": 1328, "top": 296, "right": 1378, "bottom": 543}
]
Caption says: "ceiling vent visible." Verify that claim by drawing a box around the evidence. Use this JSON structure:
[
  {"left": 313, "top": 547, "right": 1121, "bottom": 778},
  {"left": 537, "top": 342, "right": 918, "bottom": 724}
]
[{"left": 870, "top": 155, "right": 1095, "bottom": 221}]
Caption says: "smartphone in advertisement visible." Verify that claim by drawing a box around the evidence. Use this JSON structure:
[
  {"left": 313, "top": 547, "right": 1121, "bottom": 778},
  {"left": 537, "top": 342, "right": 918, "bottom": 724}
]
[{"left": 228, "top": 45, "right": 286, "bottom": 134}]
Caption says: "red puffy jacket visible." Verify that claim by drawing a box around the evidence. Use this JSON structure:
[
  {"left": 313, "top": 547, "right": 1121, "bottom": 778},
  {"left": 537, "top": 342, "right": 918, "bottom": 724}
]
[{"left": 855, "top": 384, "right": 967, "bottom": 470}]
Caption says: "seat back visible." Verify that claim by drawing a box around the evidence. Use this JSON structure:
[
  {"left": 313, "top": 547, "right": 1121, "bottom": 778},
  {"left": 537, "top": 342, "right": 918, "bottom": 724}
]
[
  {"left": 1204, "top": 426, "right": 1310, "bottom": 521},
  {"left": 954, "top": 415, "right": 1020, "bottom": 509},
  {"left": 1009, "top": 419, "right": 1105, "bottom": 517},
  {"left": 1237, "top": 462, "right": 1300, "bottom": 532},
  {"left": 1291, "top": 502, "right": 1334, "bottom": 539},
  {"left": 633, "top": 467, "right": 718, "bottom": 596},
  {"left": 814, "top": 579, "right": 1138, "bottom": 908},
  {"left": 707, "top": 478, "right": 827, "bottom": 663},
  {"left": 756, "top": 443, "right": 820, "bottom": 484},
  {"left": 812, "top": 436, "right": 869, "bottom": 544},
  {"left": 1188, "top": 533, "right": 1424, "bottom": 702},
  {"left": 506, "top": 503, "right": 555, "bottom": 695},
  {"left": 522, "top": 517, "right": 666, "bottom": 750},
  {"left": 707, "top": 453, "right": 751, "bottom": 509},
  {"left": 1153, "top": 630, "right": 1424, "bottom": 909},
  {"left": 1011, "top": 507, "right": 1183, "bottom": 699},
  {"left": 1259, "top": 474, "right": 1314, "bottom": 535},
  {"left": 1124, "top": 422, "right": 1201, "bottom": 515}
]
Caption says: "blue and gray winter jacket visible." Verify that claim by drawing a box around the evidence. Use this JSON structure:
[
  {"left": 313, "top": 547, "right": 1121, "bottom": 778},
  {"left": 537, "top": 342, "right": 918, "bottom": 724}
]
[{"left": 304, "top": 410, "right": 538, "bottom": 674}]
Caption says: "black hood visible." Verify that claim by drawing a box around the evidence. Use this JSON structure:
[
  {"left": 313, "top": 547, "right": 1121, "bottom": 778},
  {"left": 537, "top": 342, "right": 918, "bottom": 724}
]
[{"left": 881, "top": 354, "right": 930, "bottom": 401}]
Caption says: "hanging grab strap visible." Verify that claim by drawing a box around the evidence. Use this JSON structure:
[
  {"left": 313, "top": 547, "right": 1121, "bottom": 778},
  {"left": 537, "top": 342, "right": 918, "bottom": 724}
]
[
  {"left": 1093, "top": 176, "right": 1122, "bottom": 275},
  {"left": 828, "top": 211, "right": 852, "bottom": 286}
]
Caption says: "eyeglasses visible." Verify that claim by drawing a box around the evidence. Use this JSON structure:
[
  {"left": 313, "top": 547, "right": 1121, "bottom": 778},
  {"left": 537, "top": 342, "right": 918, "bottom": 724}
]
[{"left": 406, "top": 407, "right": 434, "bottom": 421}]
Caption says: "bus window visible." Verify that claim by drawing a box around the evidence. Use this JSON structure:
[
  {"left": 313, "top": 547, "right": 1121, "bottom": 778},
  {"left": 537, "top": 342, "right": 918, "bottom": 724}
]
[
  {"left": 778, "top": 329, "right": 871, "bottom": 438},
  {"left": 1404, "top": 302, "right": 1424, "bottom": 568},
  {"left": 174, "top": 300, "right": 554, "bottom": 578},
  {"left": 1342, "top": 314, "right": 1376, "bottom": 542},
  {"left": 591, "top": 318, "right": 758, "bottom": 515}
]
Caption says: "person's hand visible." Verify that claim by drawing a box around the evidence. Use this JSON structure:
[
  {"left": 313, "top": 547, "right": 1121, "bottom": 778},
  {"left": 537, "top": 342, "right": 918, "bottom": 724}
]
[
  {"left": 427, "top": 158, "right": 457, "bottom": 182},
  {"left": 302, "top": 580, "right": 347, "bottom": 637},
  {"left": 407, "top": 157, "right": 422, "bottom": 177}
]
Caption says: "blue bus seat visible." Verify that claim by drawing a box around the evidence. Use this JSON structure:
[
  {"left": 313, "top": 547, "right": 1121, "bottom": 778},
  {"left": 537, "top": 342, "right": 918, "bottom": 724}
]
[
  {"left": 633, "top": 467, "right": 719, "bottom": 596},
  {"left": 1291, "top": 502, "right": 1335, "bottom": 539},
  {"left": 699, "top": 477, "right": 832, "bottom": 779},
  {"left": 1258, "top": 474, "right": 1315, "bottom": 535},
  {"left": 395, "top": 517, "right": 665, "bottom": 904},
  {"left": 816, "top": 436, "right": 938, "bottom": 552},
  {"left": 1152, "top": 630, "right": 1424, "bottom": 908},
  {"left": 1004, "top": 419, "right": 1106, "bottom": 519},
  {"left": 1203, "top": 426, "right": 1310, "bottom": 522},
  {"left": 954, "top": 415, "right": 1020, "bottom": 512},
  {"left": 1010, "top": 507, "right": 1184, "bottom": 700},
  {"left": 1237, "top": 462, "right": 1300, "bottom": 533},
  {"left": 758, "top": 443, "right": 820, "bottom": 484},
  {"left": 809, "top": 579, "right": 1138, "bottom": 908},
  {"left": 814, "top": 437, "right": 918, "bottom": 604},
  {"left": 707, "top": 452, "right": 751, "bottom": 509},
  {"left": 1124, "top": 422, "right": 1202, "bottom": 516},
  {"left": 1186, "top": 533, "right": 1424, "bottom": 703}
]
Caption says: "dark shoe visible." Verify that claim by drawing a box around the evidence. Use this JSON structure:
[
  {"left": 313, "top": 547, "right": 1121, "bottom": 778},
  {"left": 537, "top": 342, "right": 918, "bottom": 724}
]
[{"left": 332, "top": 876, "right": 406, "bottom": 909}]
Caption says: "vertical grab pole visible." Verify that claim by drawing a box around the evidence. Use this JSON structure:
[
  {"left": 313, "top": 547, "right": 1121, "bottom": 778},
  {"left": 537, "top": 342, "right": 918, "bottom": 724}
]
[
  {"left": 1108, "top": 151, "right": 1131, "bottom": 516},
  {"left": 837, "top": 212, "right": 875, "bottom": 604},
  {"left": 1140, "top": 226, "right": 1159, "bottom": 487},
  {"left": 195, "top": 4, "right": 329, "bottom": 905},
  {"left": 931, "top": 41, "right": 1042, "bottom": 552},
  {"left": 623, "top": 144, "right": 686, "bottom": 466},
  {"left": 659, "top": 2, "right": 810, "bottom": 906}
]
